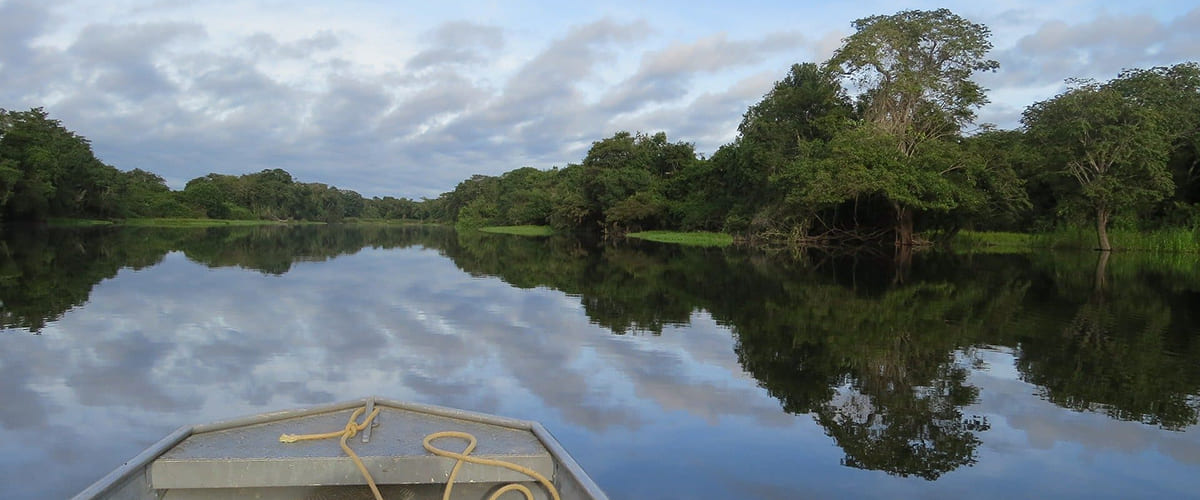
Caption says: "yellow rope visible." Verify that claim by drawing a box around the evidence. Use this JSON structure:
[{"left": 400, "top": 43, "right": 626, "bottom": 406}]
[
  {"left": 278, "top": 406, "right": 562, "bottom": 500},
  {"left": 279, "top": 406, "right": 384, "bottom": 500},
  {"left": 423, "top": 431, "right": 561, "bottom": 500}
]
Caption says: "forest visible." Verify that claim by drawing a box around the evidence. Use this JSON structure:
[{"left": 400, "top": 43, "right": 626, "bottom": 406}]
[
  {"left": 0, "top": 108, "right": 430, "bottom": 224},
  {"left": 1, "top": 8, "right": 1197, "bottom": 250},
  {"left": 430, "top": 9, "right": 1200, "bottom": 251}
]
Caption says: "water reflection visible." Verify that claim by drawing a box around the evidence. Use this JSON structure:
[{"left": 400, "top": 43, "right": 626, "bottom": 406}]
[
  {"left": 1015, "top": 252, "right": 1200, "bottom": 430},
  {"left": 1, "top": 225, "right": 1198, "bottom": 498}
]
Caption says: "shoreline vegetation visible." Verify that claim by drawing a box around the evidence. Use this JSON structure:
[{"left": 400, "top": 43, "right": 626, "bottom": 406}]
[
  {"left": 3, "top": 9, "right": 1197, "bottom": 254},
  {"left": 36, "top": 218, "right": 1200, "bottom": 253},
  {"left": 40, "top": 217, "right": 431, "bottom": 228},
  {"left": 948, "top": 228, "right": 1200, "bottom": 253},
  {"left": 47, "top": 217, "right": 1186, "bottom": 254},
  {"left": 478, "top": 225, "right": 554, "bottom": 236},
  {"left": 626, "top": 230, "right": 733, "bottom": 247},
  {"left": 473, "top": 225, "right": 731, "bottom": 247},
  {"left": 119, "top": 218, "right": 301, "bottom": 227}
]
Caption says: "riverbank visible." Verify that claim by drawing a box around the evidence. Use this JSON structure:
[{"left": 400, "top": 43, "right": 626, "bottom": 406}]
[
  {"left": 39, "top": 219, "right": 1198, "bottom": 254},
  {"left": 948, "top": 227, "right": 1200, "bottom": 253},
  {"left": 626, "top": 230, "right": 733, "bottom": 247},
  {"left": 119, "top": 218, "right": 306, "bottom": 227},
  {"left": 478, "top": 225, "right": 554, "bottom": 236},
  {"left": 474, "top": 225, "right": 734, "bottom": 247},
  {"left": 45, "top": 217, "right": 287, "bottom": 227},
  {"left": 42, "top": 217, "right": 435, "bottom": 228}
]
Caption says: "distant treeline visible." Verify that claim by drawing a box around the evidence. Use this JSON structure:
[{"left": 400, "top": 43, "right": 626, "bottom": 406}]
[
  {"left": 3, "top": 9, "right": 1198, "bottom": 250},
  {"left": 0, "top": 108, "right": 429, "bottom": 223}
]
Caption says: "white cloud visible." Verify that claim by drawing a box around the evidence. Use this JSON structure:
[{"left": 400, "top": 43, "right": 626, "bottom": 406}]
[
  {"left": 406, "top": 21, "right": 505, "bottom": 71},
  {"left": 977, "top": 5, "right": 1200, "bottom": 126},
  {"left": 598, "top": 31, "right": 807, "bottom": 114}
]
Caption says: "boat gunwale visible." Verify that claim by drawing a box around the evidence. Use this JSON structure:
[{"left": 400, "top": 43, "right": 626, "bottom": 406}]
[
  {"left": 71, "top": 425, "right": 191, "bottom": 500},
  {"left": 72, "top": 396, "right": 609, "bottom": 500}
]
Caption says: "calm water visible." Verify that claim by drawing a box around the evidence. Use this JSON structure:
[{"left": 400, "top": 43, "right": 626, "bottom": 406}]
[{"left": 2, "top": 225, "right": 1199, "bottom": 499}]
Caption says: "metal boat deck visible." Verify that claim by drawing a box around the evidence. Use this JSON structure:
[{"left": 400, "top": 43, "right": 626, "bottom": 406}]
[{"left": 74, "top": 397, "right": 607, "bottom": 500}]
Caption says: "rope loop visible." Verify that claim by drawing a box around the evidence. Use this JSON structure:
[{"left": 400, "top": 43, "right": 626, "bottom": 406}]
[
  {"left": 279, "top": 406, "right": 383, "bottom": 500},
  {"left": 424, "top": 431, "right": 561, "bottom": 500}
]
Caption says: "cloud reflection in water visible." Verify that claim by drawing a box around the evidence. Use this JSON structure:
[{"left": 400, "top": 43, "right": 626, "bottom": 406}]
[{"left": 1, "top": 239, "right": 1199, "bottom": 499}]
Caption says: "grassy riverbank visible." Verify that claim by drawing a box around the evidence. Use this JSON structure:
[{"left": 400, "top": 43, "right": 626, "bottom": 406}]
[
  {"left": 627, "top": 230, "right": 733, "bottom": 247},
  {"left": 120, "top": 218, "right": 302, "bottom": 227},
  {"left": 478, "top": 225, "right": 554, "bottom": 236},
  {"left": 46, "top": 218, "right": 115, "bottom": 227},
  {"left": 949, "top": 227, "right": 1200, "bottom": 253},
  {"left": 342, "top": 217, "right": 431, "bottom": 225},
  {"left": 44, "top": 218, "right": 312, "bottom": 228},
  {"left": 43, "top": 217, "right": 441, "bottom": 228}
]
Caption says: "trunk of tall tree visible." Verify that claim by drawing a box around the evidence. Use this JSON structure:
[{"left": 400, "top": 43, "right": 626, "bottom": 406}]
[
  {"left": 1095, "top": 206, "right": 1112, "bottom": 251},
  {"left": 893, "top": 243, "right": 913, "bottom": 285},
  {"left": 1093, "top": 250, "right": 1110, "bottom": 298},
  {"left": 894, "top": 203, "right": 915, "bottom": 247}
]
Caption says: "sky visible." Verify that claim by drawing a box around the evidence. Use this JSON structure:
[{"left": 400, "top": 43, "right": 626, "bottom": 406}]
[{"left": 1, "top": 0, "right": 1197, "bottom": 199}]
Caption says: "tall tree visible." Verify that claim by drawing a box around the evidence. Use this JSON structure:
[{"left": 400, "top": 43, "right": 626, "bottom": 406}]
[
  {"left": 720, "top": 63, "right": 854, "bottom": 234},
  {"left": 1023, "top": 81, "right": 1173, "bottom": 251},
  {"left": 824, "top": 9, "right": 999, "bottom": 246},
  {"left": 575, "top": 131, "right": 693, "bottom": 234},
  {"left": 0, "top": 108, "right": 118, "bottom": 221},
  {"left": 1108, "top": 63, "right": 1200, "bottom": 217},
  {"left": 956, "top": 129, "right": 1035, "bottom": 231},
  {"left": 114, "top": 168, "right": 172, "bottom": 217}
]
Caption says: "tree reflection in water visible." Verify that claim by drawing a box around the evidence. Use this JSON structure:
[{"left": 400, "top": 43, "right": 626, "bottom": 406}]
[{"left": 2, "top": 225, "right": 1197, "bottom": 478}]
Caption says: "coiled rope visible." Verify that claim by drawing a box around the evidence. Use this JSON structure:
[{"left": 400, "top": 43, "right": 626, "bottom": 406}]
[
  {"left": 423, "top": 430, "right": 561, "bottom": 500},
  {"left": 279, "top": 406, "right": 384, "bottom": 500},
  {"left": 279, "top": 406, "right": 562, "bottom": 500}
]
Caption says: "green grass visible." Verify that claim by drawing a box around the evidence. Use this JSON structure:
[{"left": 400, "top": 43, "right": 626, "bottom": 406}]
[
  {"left": 44, "top": 217, "right": 437, "bottom": 228},
  {"left": 343, "top": 217, "right": 430, "bottom": 225},
  {"left": 46, "top": 218, "right": 114, "bottom": 227},
  {"left": 948, "top": 231, "right": 1035, "bottom": 250},
  {"left": 116, "top": 218, "right": 300, "bottom": 228},
  {"left": 1028, "top": 226, "right": 1095, "bottom": 250},
  {"left": 478, "top": 225, "right": 554, "bottom": 236},
  {"left": 627, "top": 230, "right": 733, "bottom": 247},
  {"left": 1111, "top": 227, "right": 1200, "bottom": 252},
  {"left": 1030, "top": 226, "right": 1200, "bottom": 252},
  {"left": 949, "top": 227, "right": 1200, "bottom": 253}
]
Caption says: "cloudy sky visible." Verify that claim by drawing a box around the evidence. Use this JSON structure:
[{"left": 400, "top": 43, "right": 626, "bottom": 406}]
[{"left": 1, "top": 0, "right": 1197, "bottom": 198}]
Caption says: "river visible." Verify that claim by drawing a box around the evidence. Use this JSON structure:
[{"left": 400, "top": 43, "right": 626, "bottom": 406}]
[{"left": 1, "top": 224, "right": 1198, "bottom": 499}]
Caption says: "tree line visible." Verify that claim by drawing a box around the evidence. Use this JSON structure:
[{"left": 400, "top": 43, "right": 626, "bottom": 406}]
[
  {"left": 3, "top": 9, "right": 1197, "bottom": 249},
  {"left": 430, "top": 9, "right": 1200, "bottom": 250},
  {"left": 0, "top": 108, "right": 430, "bottom": 223}
]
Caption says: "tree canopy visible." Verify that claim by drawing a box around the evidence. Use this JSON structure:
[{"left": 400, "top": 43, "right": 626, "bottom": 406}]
[
  {"left": 1023, "top": 80, "right": 1174, "bottom": 250},
  {"left": 828, "top": 8, "right": 998, "bottom": 151},
  {"left": 817, "top": 8, "right": 1000, "bottom": 246},
  {"left": 0, "top": 107, "right": 428, "bottom": 224}
]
